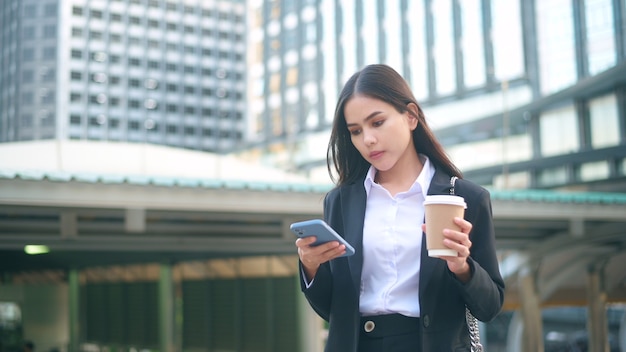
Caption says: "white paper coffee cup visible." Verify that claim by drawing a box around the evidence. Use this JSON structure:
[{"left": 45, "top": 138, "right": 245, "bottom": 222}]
[{"left": 423, "top": 195, "right": 467, "bottom": 258}]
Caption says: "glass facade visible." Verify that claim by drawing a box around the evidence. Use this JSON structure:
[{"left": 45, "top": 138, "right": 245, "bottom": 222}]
[{"left": 245, "top": 0, "right": 625, "bottom": 191}]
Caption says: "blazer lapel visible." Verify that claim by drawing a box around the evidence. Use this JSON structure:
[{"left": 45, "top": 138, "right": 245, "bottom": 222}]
[
  {"left": 339, "top": 182, "right": 367, "bottom": 292},
  {"left": 419, "top": 168, "right": 453, "bottom": 298}
]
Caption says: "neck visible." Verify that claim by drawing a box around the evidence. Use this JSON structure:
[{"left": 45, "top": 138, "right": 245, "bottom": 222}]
[{"left": 375, "top": 152, "right": 424, "bottom": 193}]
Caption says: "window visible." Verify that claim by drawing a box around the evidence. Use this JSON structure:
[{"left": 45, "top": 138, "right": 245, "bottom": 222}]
[
  {"left": 539, "top": 105, "right": 579, "bottom": 156},
  {"left": 148, "top": 60, "right": 160, "bottom": 69},
  {"left": 110, "top": 13, "right": 122, "bottom": 22},
  {"left": 91, "top": 52, "right": 107, "bottom": 62},
  {"left": 91, "top": 10, "right": 103, "bottom": 19},
  {"left": 491, "top": 0, "right": 525, "bottom": 81},
  {"left": 128, "top": 58, "right": 141, "bottom": 66},
  {"left": 90, "top": 31, "right": 103, "bottom": 40},
  {"left": 431, "top": 0, "right": 456, "bottom": 95},
  {"left": 42, "top": 47, "right": 56, "bottom": 60},
  {"left": 22, "top": 70, "right": 34, "bottom": 83},
  {"left": 589, "top": 94, "right": 620, "bottom": 148},
  {"left": 536, "top": 0, "right": 576, "bottom": 94},
  {"left": 44, "top": 25, "right": 57, "bottom": 38},
  {"left": 144, "top": 99, "right": 158, "bottom": 110},
  {"left": 71, "top": 71, "right": 83, "bottom": 80},
  {"left": 24, "top": 4, "right": 37, "bottom": 16},
  {"left": 71, "top": 49, "right": 83, "bottom": 59},
  {"left": 22, "top": 92, "right": 34, "bottom": 104},
  {"left": 585, "top": 0, "right": 616, "bottom": 75},
  {"left": 22, "top": 48, "right": 35, "bottom": 61},
  {"left": 41, "top": 69, "right": 55, "bottom": 82},
  {"left": 92, "top": 73, "right": 107, "bottom": 83},
  {"left": 71, "top": 27, "right": 83, "bottom": 37},
  {"left": 460, "top": 0, "right": 486, "bottom": 88},
  {"left": 70, "top": 93, "right": 82, "bottom": 102},
  {"left": 110, "top": 34, "right": 122, "bottom": 43},
  {"left": 72, "top": 6, "right": 83, "bottom": 16},
  {"left": 22, "top": 27, "right": 35, "bottom": 40},
  {"left": 70, "top": 114, "right": 82, "bottom": 124},
  {"left": 41, "top": 92, "right": 55, "bottom": 104}
]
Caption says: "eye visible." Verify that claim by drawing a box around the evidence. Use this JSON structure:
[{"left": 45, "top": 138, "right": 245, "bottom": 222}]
[
  {"left": 372, "top": 119, "right": 385, "bottom": 127},
  {"left": 349, "top": 128, "right": 361, "bottom": 136}
]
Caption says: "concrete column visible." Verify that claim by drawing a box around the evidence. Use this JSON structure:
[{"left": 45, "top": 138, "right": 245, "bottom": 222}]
[
  {"left": 159, "top": 263, "right": 176, "bottom": 352},
  {"left": 296, "top": 275, "right": 324, "bottom": 352},
  {"left": 587, "top": 263, "right": 610, "bottom": 352},
  {"left": 68, "top": 269, "right": 80, "bottom": 352},
  {"left": 518, "top": 267, "right": 544, "bottom": 352},
  {"left": 506, "top": 312, "right": 524, "bottom": 352},
  {"left": 617, "top": 312, "right": 626, "bottom": 351}
]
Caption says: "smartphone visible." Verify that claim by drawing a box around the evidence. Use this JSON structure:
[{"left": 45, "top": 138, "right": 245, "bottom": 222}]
[{"left": 290, "top": 219, "right": 355, "bottom": 257}]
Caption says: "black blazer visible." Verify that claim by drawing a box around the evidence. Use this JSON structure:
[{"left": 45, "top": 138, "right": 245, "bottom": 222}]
[{"left": 300, "top": 167, "right": 505, "bottom": 351}]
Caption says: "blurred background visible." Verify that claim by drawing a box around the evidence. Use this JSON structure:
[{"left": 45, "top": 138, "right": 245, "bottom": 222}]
[{"left": 1, "top": 0, "right": 626, "bottom": 351}]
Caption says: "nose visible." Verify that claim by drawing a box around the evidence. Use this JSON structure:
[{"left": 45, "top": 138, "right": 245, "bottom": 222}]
[{"left": 363, "top": 129, "right": 376, "bottom": 146}]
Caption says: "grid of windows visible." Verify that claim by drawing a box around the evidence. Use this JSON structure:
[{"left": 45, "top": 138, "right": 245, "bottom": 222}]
[{"left": 2, "top": 0, "right": 247, "bottom": 150}]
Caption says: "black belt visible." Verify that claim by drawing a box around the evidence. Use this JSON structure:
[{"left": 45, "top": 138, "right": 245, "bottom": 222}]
[{"left": 360, "top": 313, "right": 420, "bottom": 338}]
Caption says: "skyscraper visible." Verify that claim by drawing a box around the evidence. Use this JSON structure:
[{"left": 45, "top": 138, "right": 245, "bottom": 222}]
[
  {"left": 0, "top": 0, "right": 247, "bottom": 153},
  {"left": 246, "top": 0, "right": 626, "bottom": 191}
]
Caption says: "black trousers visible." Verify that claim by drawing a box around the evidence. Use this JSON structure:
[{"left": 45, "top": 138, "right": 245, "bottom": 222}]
[{"left": 358, "top": 314, "right": 421, "bottom": 352}]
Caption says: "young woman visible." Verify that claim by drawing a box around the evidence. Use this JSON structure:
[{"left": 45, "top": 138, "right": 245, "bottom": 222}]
[{"left": 295, "top": 64, "right": 504, "bottom": 351}]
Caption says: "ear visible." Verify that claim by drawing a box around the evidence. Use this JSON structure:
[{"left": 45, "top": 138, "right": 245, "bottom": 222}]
[{"left": 406, "top": 103, "right": 419, "bottom": 131}]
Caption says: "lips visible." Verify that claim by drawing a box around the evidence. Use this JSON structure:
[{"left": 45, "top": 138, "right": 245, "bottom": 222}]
[{"left": 369, "top": 151, "right": 384, "bottom": 159}]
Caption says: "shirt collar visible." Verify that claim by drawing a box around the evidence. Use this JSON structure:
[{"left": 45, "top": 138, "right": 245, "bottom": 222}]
[{"left": 364, "top": 155, "right": 435, "bottom": 196}]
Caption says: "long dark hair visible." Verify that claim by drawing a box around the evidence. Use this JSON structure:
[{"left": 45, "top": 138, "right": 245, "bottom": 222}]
[{"left": 327, "top": 64, "right": 462, "bottom": 185}]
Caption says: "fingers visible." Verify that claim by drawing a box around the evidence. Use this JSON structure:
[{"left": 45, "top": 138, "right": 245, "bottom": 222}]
[{"left": 295, "top": 236, "right": 346, "bottom": 269}]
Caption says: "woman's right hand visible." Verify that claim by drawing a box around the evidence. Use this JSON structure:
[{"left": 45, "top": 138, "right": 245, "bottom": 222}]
[{"left": 295, "top": 236, "right": 346, "bottom": 280}]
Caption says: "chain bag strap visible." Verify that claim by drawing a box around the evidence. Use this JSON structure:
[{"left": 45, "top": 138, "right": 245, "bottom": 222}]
[{"left": 450, "top": 176, "right": 484, "bottom": 352}]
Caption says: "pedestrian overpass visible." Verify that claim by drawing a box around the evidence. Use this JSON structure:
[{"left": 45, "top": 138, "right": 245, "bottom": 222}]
[{"left": 1, "top": 141, "right": 625, "bottom": 351}]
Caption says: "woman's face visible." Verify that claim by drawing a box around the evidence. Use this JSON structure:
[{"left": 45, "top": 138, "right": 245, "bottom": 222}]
[{"left": 344, "top": 95, "right": 418, "bottom": 172}]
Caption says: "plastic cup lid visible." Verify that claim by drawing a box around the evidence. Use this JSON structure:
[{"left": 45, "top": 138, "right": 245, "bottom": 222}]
[{"left": 423, "top": 195, "right": 467, "bottom": 208}]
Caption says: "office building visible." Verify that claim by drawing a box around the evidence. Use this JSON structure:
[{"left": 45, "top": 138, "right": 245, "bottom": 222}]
[
  {"left": 246, "top": 0, "right": 626, "bottom": 191},
  {"left": 0, "top": 0, "right": 246, "bottom": 152}
]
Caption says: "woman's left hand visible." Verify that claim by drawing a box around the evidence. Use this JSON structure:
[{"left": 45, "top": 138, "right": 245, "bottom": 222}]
[{"left": 422, "top": 217, "right": 473, "bottom": 283}]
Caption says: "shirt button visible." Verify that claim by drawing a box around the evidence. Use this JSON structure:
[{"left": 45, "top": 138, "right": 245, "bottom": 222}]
[
  {"left": 364, "top": 320, "right": 375, "bottom": 333},
  {"left": 423, "top": 315, "right": 430, "bottom": 328}
]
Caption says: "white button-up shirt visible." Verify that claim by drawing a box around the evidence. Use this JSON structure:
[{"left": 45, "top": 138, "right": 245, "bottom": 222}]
[{"left": 359, "top": 156, "right": 434, "bottom": 318}]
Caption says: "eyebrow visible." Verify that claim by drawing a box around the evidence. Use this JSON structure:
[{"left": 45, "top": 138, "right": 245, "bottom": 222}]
[{"left": 346, "top": 111, "right": 383, "bottom": 127}]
